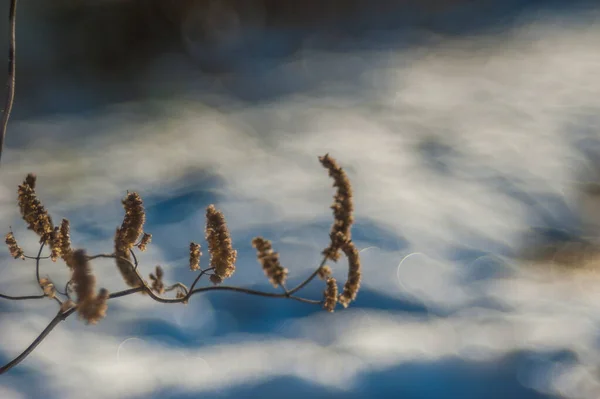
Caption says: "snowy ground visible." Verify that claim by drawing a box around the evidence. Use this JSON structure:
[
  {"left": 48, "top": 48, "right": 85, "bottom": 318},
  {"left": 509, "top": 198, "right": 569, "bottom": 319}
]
[{"left": 2, "top": 2, "right": 600, "bottom": 398}]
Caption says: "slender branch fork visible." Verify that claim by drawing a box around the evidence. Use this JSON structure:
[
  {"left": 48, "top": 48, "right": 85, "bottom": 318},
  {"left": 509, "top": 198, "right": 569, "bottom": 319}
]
[{"left": 0, "top": 244, "right": 327, "bottom": 375}]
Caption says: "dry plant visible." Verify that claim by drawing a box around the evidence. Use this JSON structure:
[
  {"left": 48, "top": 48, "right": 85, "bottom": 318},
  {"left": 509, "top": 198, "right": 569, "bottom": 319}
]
[
  {"left": 0, "top": 0, "right": 362, "bottom": 375},
  {"left": 0, "top": 155, "right": 361, "bottom": 374}
]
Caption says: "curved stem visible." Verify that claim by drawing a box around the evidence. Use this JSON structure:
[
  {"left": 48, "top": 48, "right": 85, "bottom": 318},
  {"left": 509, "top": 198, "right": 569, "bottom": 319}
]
[
  {"left": 287, "top": 255, "right": 328, "bottom": 295},
  {"left": 0, "top": 307, "right": 76, "bottom": 375},
  {"left": 0, "top": 0, "right": 16, "bottom": 166},
  {"left": 0, "top": 293, "right": 45, "bottom": 300}
]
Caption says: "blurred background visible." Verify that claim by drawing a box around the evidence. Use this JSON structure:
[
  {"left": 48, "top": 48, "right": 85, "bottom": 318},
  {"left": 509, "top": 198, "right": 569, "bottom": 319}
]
[{"left": 1, "top": 0, "right": 600, "bottom": 398}]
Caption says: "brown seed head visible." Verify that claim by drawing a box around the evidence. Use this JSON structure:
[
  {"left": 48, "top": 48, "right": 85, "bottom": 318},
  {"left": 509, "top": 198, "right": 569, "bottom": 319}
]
[
  {"left": 39, "top": 277, "right": 56, "bottom": 299},
  {"left": 317, "top": 265, "right": 332, "bottom": 280},
  {"left": 5, "top": 231, "right": 24, "bottom": 260},
  {"left": 338, "top": 237, "right": 361, "bottom": 308},
  {"left": 251, "top": 237, "right": 288, "bottom": 288},
  {"left": 116, "top": 192, "right": 145, "bottom": 249},
  {"left": 189, "top": 242, "right": 202, "bottom": 271},
  {"left": 205, "top": 205, "right": 237, "bottom": 284},
  {"left": 71, "top": 249, "right": 96, "bottom": 304},
  {"left": 137, "top": 233, "right": 152, "bottom": 252},
  {"left": 149, "top": 266, "right": 165, "bottom": 294},
  {"left": 49, "top": 226, "right": 62, "bottom": 262},
  {"left": 59, "top": 219, "right": 74, "bottom": 267},
  {"left": 17, "top": 174, "right": 54, "bottom": 244},
  {"left": 114, "top": 229, "right": 143, "bottom": 288},
  {"left": 323, "top": 277, "right": 338, "bottom": 312},
  {"left": 319, "top": 154, "right": 354, "bottom": 261},
  {"left": 78, "top": 288, "right": 109, "bottom": 325}
]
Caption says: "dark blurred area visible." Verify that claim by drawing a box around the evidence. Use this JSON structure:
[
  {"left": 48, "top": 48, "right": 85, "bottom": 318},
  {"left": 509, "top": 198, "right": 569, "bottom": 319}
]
[{"left": 0, "top": 0, "right": 594, "bottom": 118}]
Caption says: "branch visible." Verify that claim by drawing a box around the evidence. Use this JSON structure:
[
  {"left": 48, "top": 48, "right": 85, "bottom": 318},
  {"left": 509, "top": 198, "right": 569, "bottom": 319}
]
[
  {"left": 0, "top": 307, "right": 76, "bottom": 375},
  {"left": 0, "top": 0, "right": 16, "bottom": 166}
]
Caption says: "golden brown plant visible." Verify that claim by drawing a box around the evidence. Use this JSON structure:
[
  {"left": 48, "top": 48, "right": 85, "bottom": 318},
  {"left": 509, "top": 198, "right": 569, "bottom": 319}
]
[
  {"left": 251, "top": 237, "right": 288, "bottom": 288},
  {"left": 338, "top": 237, "right": 361, "bottom": 308},
  {"left": 137, "top": 233, "right": 152, "bottom": 252},
  {"left": 319, "top": 154, "right": 354, "bottom": 262},
  {"left": 5, "top": 231, "right": 24, "bottom": 260},
  {"left": 189, "top": 242, "right": 202, "bottom": 271},
  {"left": 323, "top": 277, "right": 338, "bottom": 312},
  {"left": 0, "top": 153, "right": 361, "bottom": 375},
  {"left": 17, "top": 173, "right": 54, "bottom": 244},
  {"left": 59, "top": 219, "right": 73, "bottom": 266},
  {"left": 149, "top": 266, "right": 165, "bottom": 294},
  {"left": 205, "top": 205, "right": 237, "bottom": 284}
]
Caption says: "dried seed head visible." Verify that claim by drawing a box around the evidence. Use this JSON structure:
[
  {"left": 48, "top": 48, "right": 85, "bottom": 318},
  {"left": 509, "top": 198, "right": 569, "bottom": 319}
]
[
  {"left": 39, "top": 277, "right": 56, "bottom": 299},
  {"left": 338, "top": 237, "right": 361, "bottom": 308},
  {"left": 5, "top": 231, "right": 24, "bottom": 260},
  {"left": 59, "top": 219, "right": 74, "bottom": 266},
  {"left": 137, "top": 233, "right": 152, "bottom": 252},
  {"left": 205, "top": 205, "right": 237, "bottom": 284},
  {"left": 189, "top": 242, "right": 202, "bottom": 271},
  {"left": 149, "top": 266, "right": 165, "bottom": 294},
  {"left": 114, "top": 227, "right": 143, "bottom": 288},
  {"left": 317, "top": 265, "right": 332, "bottom": 280},
  {"left": 49, "top": 226, "right": 62, "bottom": 262},
  {"left": 323, "top": 277, "right": 338, "bottom": 312},
  {"left": 319, "top": 154, "right": 354, "bottom": 261},
  {"left": 17, "top": 174, "right": 55, "bottom": 244},
  {"left": 251, "top": 237, "right": 288, "bottom": 288},
  {"left": 176, "top": 290, "right": 188, "bottom": 304},
  {"left": 78, "top": 288, "right": 109, "bottom": 325},
  {"left": 116, "top": 192, "right": 145, "bottom": 249},
  {"left": 71, "top": 249, "right": 96, "bottom": 304}
]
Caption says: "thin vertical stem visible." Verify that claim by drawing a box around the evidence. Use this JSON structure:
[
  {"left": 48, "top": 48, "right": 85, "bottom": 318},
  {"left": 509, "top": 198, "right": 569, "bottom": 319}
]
[{"left": 0, "top": 0, "right": 17, "bottom": 166}]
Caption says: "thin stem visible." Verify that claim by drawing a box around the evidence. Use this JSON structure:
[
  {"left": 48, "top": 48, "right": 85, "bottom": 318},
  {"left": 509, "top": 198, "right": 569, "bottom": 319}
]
[
  {"left": 288, "top": 255, "right": 328, "bottom": 295},
  {"left": 0, "top": 0, "right": 16, "bottom": 166},
  {"left": 0, "top": 293, "right": 45, "bottom": 300},
  {"left": 34, "top": 242, "right": 44, "bottom": 286},
  {"left": 0, "top": 307, "right": 76, "bottom": 375},
  {"left": 188, "top": 267, "right": 214, "bottom": 293}
]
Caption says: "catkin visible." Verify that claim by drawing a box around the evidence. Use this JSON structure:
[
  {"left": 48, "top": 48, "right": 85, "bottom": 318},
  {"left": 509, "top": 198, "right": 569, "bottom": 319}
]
[
  {"left": 71, "top": 249, "right": 109, "bottom": 324},
  {"left": 251, "top": 237, "right": 288, "bottom": 288},
  {"left": 5, "top": 231, "right": 24, "bottom": 260},
  {"left": 149, "top": 266, "right": 165, "bottom": 294},
  {"left": 323, "top": 277, "right": 338, "bottom": 312},
  {"left": 205, "top": 205, "right": 237, "bottom": 284},
  {"left": 319, "top": 154, "right": 354, "bottom": 261},
  {"left": 338, "top": 237, "right": 361, "bottom": 308},
  {"left": 137, "top": 233, "right": 152, "bottom": 252},
  {"left": 17, "top": 173, "right": 54, "bottom": 244},
  {"left": 114, "top": 192, "right": 146, "bottom": 288},
  {"left": 189, "top": 242, "right": 202, "bottom": 271}
]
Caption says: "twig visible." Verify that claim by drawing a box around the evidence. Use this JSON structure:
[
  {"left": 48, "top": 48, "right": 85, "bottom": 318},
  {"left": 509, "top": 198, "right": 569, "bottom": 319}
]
[
  {"left": 0, "top": 307, "right": 76, "bottom": 375},
  {"left": 0, "top": 0, "right": 16, "bottom": 166}
]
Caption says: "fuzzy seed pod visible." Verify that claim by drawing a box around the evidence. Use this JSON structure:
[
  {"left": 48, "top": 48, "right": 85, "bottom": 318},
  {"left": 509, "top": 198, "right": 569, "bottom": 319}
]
[
  {"left": 137, "top": 233, "right": 152, "bottom": 252},
  {"left": 149, "top": 266, "right": 165, "bottom": 294},
  {"left": 251, "top": 237, "right": 288, "bottom": 288},
  {"left": 319, "top": 154, "right": 354, "bottom": 261},
  {"left": 71, "top": 249, "right": 96, "bottom": 305},
  {"left": 189, "top": 242, "right": 202, "bottom": 271},
  {"left": 114, "top": 231, "right": 142, "bottom": 288},
  {"left": 78, "top": 288, "right": 109, "bottom": 325},
  {"left": 338, "top": 237, "right": 361, "bottom": 308},
  {"left": 17, "top": 174, "right": 55, "bottom": 244},
  {"left": 317, "top": 265, "right": 332, "bottom": 280},
  {"left": 205, "top": 205, "right": 237, "bottom": 284},
  {"left": 323, "top": 277, "right": 338, "bottom": 312},
  {"left": 5, "top": 232, "right": 24, "bottom": 260},
  {"left": 49, "top": 226, "right": 62, "bottom": 262},
  {"left": 39, "top": 277, "right": 56, "bottom": 299},
  {"left": 116, "top": 192, "right": 146, "bottom": 249},
  {"left": 59, "top": 219, "right": 74, "bottom": 266}
]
